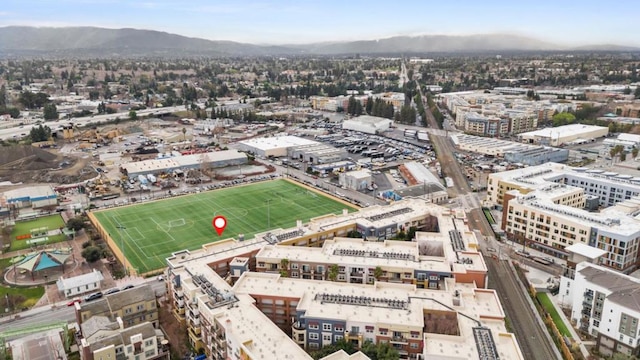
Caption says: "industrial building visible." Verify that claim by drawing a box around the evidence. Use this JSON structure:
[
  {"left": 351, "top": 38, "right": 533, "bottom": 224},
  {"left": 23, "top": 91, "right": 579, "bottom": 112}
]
[
  {"left": 560, "top": 260, "right": 640, "bottom": 358},
  {"left": 486, "top": 163, "right": 640, "bottom": 272},
  {"left": 518, "top": 124, "right": 608, "bottom": 146},
  {"left": 289, "top": 143, "right": 346, "bottom": 164},
  {"left": 120, "top": 150, "right": 247, "bottom": 178},
  {"left": 237, "top": 135, "right": 317, "bottom": 158},
  {"left": 338, "top": 169, "right": 372, "bottom": 191},
  {"left": 452, "top": 134, "right": 569, "bottom": 165},
  {"left": 1, "top": 185, "right": 58, "bottom": 210},
  {"left": 342, "top": 116, "right": 393, "bottom": 135},
  {"left": 163, "top": 198, "right": 522, "bottom": 360}
]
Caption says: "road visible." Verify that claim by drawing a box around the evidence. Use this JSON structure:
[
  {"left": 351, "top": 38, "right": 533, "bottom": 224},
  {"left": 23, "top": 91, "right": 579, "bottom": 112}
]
[
  {"left": 0, "top": 105, "right": 186, "bottom": 141},
  {"left": 485, "top": 257, "right": 560, "bottom": 360},
  {"left": 0, "top": 279, "right": 166, "bottom": 336},
  {"left": 423, "top": 119, "right": 559, "bottom": 359}
]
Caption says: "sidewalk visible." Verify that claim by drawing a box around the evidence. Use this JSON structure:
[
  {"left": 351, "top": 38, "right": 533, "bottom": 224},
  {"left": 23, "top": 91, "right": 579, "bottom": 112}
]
[{"left": 549, "top": 292, "right": 591, "bottom": 359}]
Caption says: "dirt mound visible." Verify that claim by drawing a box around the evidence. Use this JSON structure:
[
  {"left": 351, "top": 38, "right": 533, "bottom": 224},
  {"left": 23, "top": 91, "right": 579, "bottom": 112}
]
[
  {"left": 0, "top": 145, "right": 61, "bottom": 171},
  {"left": 0, "top": 145, "right": 97, "bottom": 184}
]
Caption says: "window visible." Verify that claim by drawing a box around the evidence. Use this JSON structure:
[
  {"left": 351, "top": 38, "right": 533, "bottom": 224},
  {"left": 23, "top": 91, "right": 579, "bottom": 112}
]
[
  {"left": 309, "top": 323, "right": 319, "bottom": 330},
  {"left": 323, "top": 334, "right": 331, "bottom": 341},
  {"left": 309, "top": 333, "right": 319, "bottom": 340},
  {"left": 335, "top": 335, "right": 343, "bottom": 342},
  {"left": 309, "top": 343, "right": 319, "bottom": 349},
  {"left": 291, "top": 263, "right": 299, "bottom": 269},
  {"left": 144, "top": 350, "right": 156, "bottom": 358},
  {"left": 137, "top": 304, "right": 145, "bottom": 311},
  {"left": 145, "top": 339, "right": 154, "bottom": 347},
  {"left": 334, "top": 326, "right": 344, "bottom": 333},
  {"left": 410, "top": 343, "right": 419, "bottom": 349},
  {"left": 125, "top": 308, "right": 132, "bottom": 314},
  {"left": 323, "top": 324, "right": 332, "bottom": 331}
]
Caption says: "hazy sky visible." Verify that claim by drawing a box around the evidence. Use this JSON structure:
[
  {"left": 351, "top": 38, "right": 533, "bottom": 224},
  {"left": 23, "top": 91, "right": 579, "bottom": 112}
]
[{"left": 1, "top": 0, "right": 637, "bottom": 46}]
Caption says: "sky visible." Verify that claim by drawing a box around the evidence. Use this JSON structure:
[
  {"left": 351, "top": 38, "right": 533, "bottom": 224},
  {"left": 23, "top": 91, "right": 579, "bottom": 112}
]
[{"left": 0, "top": 0, "right": 638, "bottom": 46}]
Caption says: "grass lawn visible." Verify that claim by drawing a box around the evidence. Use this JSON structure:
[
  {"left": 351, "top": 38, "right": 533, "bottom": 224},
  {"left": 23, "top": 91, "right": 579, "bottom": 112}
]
[
  {"left": 0, "top": 285, "right": 44, "bottom": 310},
  {"left": 10, "top": 215, "right": 66, "bottom": 251},
  {"left": 93, "top": 180, "right": 356, "bottom": 273},
  {"left": 537, "top": 292, "right": 572, "bottom": 338}
]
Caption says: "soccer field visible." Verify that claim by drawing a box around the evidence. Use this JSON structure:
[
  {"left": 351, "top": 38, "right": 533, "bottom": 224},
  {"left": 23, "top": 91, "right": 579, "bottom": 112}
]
[{"left": 92, "top": 180, "right": 356, "bottom": 273}]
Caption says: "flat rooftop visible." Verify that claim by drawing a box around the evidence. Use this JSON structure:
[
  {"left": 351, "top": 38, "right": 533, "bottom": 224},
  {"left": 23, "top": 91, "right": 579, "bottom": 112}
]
[
  {"left": 519, "top": 124, "right": 607, "bottom": 139},
  {"left": 239, "top": 135, "right": 317, "bottom": 151}
]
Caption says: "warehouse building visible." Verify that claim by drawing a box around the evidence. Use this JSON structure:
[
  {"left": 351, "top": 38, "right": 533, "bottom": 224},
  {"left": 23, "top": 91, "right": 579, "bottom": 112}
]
[
  {"left": 342, "top": 116, "right": 393, "bottom": 134},
  {"left": 1, "top": 185, "right": 58, "bottom": 210},
  {"left": 237, "top": 135, "right": 317, "bottom": 158},
  {"left": 288, "top": 143, "right": 346, "bottom": 164},
  {"left": 452, "top": 134, "right": 569, "bottom": 165},
  {"left": 518, "top": 124, "right": 608, "bottom": 146},
  {"left": 120, "top": 150, "right": 247, "bottom": 178}
]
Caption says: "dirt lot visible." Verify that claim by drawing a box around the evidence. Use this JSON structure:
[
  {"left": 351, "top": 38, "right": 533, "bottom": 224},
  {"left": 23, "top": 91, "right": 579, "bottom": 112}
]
[{"left": 0, "top": 144, "right": 96, "bottom": 184}]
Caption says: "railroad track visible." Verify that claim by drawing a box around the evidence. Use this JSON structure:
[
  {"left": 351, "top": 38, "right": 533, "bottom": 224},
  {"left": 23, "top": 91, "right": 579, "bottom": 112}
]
[{"left": 485, "top": 257, "right": 560, "bottom": 360}]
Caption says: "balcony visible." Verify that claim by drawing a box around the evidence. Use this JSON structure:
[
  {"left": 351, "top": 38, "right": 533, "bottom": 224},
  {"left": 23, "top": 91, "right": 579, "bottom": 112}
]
[
  {"left": 292, "top": 321, "right": 305, "bottom": 330},
  {"left": 345, "top": 331, "right": 362, "bottom": 339},
  {"left": 391, "top": 336, "right": 408, "bottom": 344}
]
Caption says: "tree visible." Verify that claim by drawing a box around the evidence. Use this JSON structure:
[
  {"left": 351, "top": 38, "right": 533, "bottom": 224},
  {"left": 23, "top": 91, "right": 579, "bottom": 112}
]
[
  {"left": 632, "top": 148, "right": 639, "bottom": 159},
  {"left": 360, "top": 340, "right": 400, "bottom": 360},
  {"left": 29, "top": 124, "right": 51, "bottom": 142},
  {"left": 280, "top": 258, "right": 289, "bottom": 277},
  {"left": 182, "top": 127, "right": 187, "bottom": 141},
  {"left": 551, "top": 112, "right": 576, "bottom": 127},
  {"left": 635, "top": 86, "right": 640, "bottom": 99},
  {"left": 373, "top": 266, "right": 383, "bottom": 281},
  {"left": 129, "top": 110, "right": 137, "bottom": 120},
  {"left": 346, "top": 230, "right": 363, "bottom": 238},
  {"left": 43, "top": 103, "right": 58, "bottom": 121},
  {"left": 66, "top": 217, "right": 86, "bottom": 231},
  {"left": 310, "top": 339, "right": 356, "bottom": 359},
  {"left": 81, "top": 246, "right": 102, "bottom": 263},
  {"left": 328, "top": 264, "right": 339, "bottom": 281}
]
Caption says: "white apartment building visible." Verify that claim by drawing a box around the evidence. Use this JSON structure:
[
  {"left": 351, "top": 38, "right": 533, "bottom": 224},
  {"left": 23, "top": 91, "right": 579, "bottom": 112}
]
[
  {"left": 560, "top": 262, "right": 640, "bottom": 358},
  {"left": 488, "top": 163, "right": 640, "bottom": 272}
]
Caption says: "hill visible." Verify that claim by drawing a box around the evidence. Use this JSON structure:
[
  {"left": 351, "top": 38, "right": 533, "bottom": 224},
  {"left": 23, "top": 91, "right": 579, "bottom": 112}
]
[{"left": 0, "top": 26, "right": 637, "bottom": 57}]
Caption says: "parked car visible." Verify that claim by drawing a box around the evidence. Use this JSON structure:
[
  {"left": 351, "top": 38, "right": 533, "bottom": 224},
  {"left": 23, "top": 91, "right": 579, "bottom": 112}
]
[
  {"left": 104, "top": 288, "right": 120, "bottom": 295},
  {"left": 157, "top": 275, "right": 164, "bottom": 281},
  {"left": 84, "top": 292, "right": 103, "bottom": 302},
  {"left": 122, "top": 284, "right": 134, "bottom": 290},
  {"left": 67, "top": 298, "right": 82, "bottom": 307}
]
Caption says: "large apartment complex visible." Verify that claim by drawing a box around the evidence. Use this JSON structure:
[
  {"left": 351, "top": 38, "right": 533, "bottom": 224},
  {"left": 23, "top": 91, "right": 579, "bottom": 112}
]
[
  {"left": 485, "top": 162, "right": 640, "bottom": 272},
  {"left": 163, "top": 199, "right": 521, "bottom": 360}
]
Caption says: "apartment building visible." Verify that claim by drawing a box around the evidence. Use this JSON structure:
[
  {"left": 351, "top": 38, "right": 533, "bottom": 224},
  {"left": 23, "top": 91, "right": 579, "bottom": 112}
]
[
  {"left": 75, "top": 285, "right": 159, "bottom": 329},
  {"left": 79, "top": 320, "right": 168, "bottom": 360},
  {"left": 166, "top": 258, "right": 521, "bottom": 360},
  {"left": 560, "top": 262, "right": 640, "bottom": 358},
  {"left": 486, "top": 162, "right": 640, "bottom": 210},
  {"left": 488, "top": 163, "right": 640, "bottom": 271},
  {"left": 463, "top": 113, "right": 509, "bottom": 137},
  {"left": 163, "top": 198, "right": 518, "bottom": 359}
]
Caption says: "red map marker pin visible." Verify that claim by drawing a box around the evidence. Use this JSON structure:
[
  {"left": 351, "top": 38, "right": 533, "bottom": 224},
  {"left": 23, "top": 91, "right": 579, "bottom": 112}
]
[{"left": 212, "top": 215, "right": 227, "bottom": 236}]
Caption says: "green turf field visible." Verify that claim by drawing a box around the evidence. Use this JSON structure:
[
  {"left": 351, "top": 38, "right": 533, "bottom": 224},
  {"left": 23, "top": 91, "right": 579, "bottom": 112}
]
[
  {"left": 93, "top": 180, "right": 356, "bottom": 273},
  {"left": 10, "top": 214, "right": 66, "bottom": 251}
]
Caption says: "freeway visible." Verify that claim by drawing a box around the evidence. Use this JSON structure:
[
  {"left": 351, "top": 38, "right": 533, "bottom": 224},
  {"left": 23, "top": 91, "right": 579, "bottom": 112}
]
[{"left": 0, "top": 105, "right": 186, "bottom": 141}]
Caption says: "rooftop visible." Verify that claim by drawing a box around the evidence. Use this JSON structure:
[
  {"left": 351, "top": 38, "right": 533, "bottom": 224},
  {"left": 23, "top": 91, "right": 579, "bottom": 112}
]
[
  {"left": 239, "top": 135, "right": 317, "bottom": 151},
  {"left": 578, "top": 263, "right": 640, "bottom": 312},
  {"left": 57, "top": 269, "right": 103, "bottom": 291},
  {"left": 565, "top": 243, "right": 607, "bottom": 260},
  {"left": 519, "top": 124, "right": 607, "bottom": 139}
]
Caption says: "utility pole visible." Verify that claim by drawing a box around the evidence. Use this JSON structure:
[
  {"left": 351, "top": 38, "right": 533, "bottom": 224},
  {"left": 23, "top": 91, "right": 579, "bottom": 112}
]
[{"left": 266, "top": 199, "right": 272, "bottom": 229}]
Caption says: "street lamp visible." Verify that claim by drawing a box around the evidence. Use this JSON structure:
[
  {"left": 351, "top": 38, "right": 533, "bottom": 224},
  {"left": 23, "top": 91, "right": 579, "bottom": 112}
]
[
  {"left": 116, "top": 224, "right": 127, "bottom": 276},
  {"left": 265, "top": 199, "right": 272, "bottom": 228}
]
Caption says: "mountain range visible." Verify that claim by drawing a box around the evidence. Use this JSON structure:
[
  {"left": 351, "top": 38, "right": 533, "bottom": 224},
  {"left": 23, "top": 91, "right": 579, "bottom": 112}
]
[{"left": 0, "top": 26, "right": 637, "bottom": 57}]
